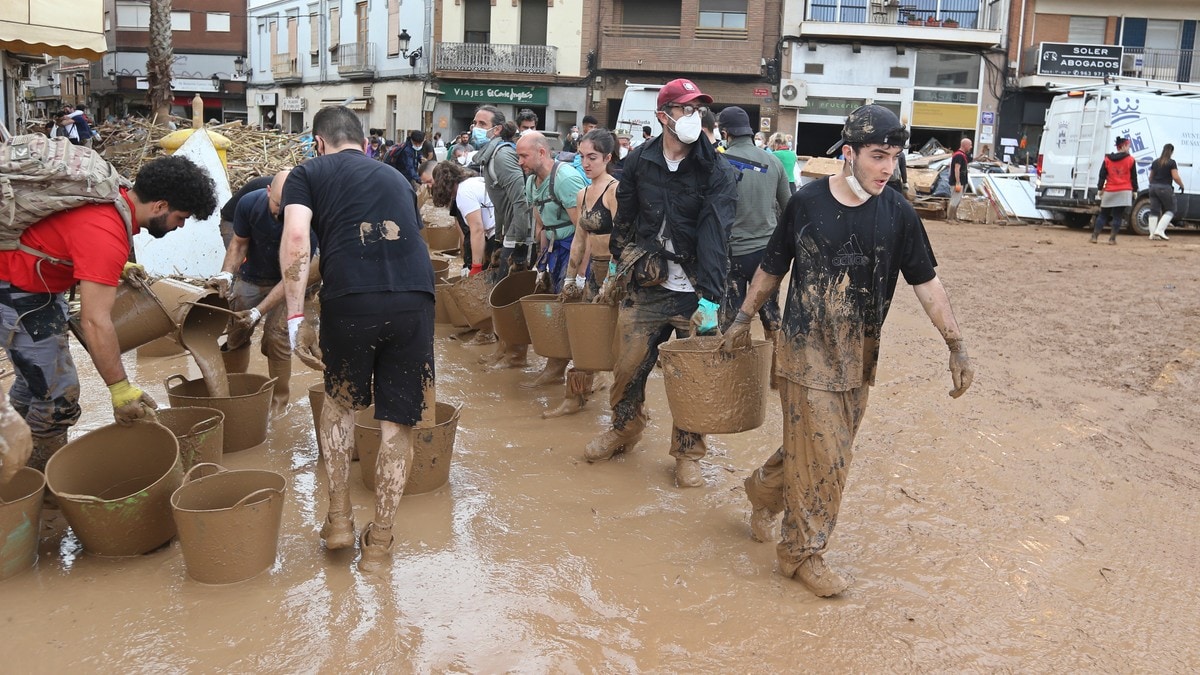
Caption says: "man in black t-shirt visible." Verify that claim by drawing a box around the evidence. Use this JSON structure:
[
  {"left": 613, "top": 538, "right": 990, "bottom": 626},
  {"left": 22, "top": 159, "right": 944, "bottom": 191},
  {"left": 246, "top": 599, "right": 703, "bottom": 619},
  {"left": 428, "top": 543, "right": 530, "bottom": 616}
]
[
  {"left": 218, "top": 175, "right": 273, "bottom": 247},
  {"left": 280, "top": 105, "right": 436, "bottom": 575},
  {"left": 722, "top": 105, "right": 974, "bottom": 598},
  {"left": 947, "top": 138, "right": 972, "bottom": 221}
]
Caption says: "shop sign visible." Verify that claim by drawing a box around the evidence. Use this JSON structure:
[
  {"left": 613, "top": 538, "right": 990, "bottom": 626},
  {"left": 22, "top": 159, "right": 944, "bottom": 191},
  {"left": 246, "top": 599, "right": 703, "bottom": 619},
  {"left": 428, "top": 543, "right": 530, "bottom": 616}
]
[
  {"left": 1037, "top": 43, "right": 1122, "bottom": 78},
  {"left": 795, "top": 97, "right": 865, "bottom": 116},
  {"left": 281, "top": 97, "right": 306, "bottom": 112},
  {"left": 439, "top": 84, "right": 548, "bottom": 106},
  {"left": 255, "top": 93, "right": 277, "bottom": 106},
  {"left": 912, "top": 102, "right": 978, "bottom": 129},
  {"left": 753, "top": 87, "right": 770, "bottom": 97}
]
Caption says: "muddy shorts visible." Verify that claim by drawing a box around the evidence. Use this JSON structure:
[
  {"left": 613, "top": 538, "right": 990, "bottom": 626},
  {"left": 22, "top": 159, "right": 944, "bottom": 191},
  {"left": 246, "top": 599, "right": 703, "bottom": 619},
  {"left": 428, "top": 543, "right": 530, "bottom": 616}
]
[
  {"left": 0, "top": 283, "right": 81, "bottom": 437},
  {"left": 319, "top": 291, "right": 435, "bottom": 426}
]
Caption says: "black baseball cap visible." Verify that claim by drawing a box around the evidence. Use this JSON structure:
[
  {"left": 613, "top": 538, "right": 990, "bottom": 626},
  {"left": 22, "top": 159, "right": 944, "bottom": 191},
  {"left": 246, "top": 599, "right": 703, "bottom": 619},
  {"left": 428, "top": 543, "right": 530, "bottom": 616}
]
[
  {"left": 717, "top": 106, "right": 754, "bottom": 137},
  {"left": 827, "top": 104, "right": 909, "bottom": 155}
]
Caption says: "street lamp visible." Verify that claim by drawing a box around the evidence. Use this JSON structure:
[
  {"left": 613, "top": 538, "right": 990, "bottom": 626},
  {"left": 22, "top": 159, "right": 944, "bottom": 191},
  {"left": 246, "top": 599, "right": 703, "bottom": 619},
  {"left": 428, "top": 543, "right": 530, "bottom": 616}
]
[
  {"left": 211, "top": 73, "right": 221, "bottom": 91},
  {"left": 234, "top": 56, "right": 245, "bottom": 77},
  {"left": 398, "top": 29, "right": 412, "bottom": 56}
]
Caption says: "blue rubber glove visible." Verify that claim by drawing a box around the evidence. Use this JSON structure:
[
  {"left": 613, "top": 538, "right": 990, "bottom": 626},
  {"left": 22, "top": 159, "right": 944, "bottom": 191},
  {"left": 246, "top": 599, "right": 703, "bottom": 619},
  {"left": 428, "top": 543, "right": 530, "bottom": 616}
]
[
  {"left": 690, "top": 298, "right": 719, "bottom": 335},
  {"left": 608, "top": 260, "right": 618, "bottom": 277}
]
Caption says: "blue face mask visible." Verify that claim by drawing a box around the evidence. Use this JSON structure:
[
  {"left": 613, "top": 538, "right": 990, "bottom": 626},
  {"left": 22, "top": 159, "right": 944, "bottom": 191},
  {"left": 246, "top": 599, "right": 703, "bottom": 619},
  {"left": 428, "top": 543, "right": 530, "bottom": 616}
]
[{"left": 471, "top": 127, "right": 489, "bottom": 148}]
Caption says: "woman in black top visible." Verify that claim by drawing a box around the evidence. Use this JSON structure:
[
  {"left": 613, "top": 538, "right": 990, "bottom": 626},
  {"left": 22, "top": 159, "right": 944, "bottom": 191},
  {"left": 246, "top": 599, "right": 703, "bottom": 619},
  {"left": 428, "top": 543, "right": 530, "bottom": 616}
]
[{"left": 1148, "top": 143, "right": 1185, "bottom": 240}]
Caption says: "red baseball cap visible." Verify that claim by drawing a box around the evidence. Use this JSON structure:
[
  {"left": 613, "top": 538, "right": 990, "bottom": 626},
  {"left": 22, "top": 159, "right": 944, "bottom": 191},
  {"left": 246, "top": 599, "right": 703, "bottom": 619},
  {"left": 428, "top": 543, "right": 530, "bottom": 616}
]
[{"left": 656, "top": 79, "right": 713, "bottom": 108}]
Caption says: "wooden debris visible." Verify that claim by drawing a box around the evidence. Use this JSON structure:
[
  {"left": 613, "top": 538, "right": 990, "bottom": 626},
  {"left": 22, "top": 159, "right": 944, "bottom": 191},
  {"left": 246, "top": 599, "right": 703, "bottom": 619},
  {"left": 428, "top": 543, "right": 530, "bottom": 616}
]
[{"left": 800, "top": 157, "right": 843, "bottom": 179}]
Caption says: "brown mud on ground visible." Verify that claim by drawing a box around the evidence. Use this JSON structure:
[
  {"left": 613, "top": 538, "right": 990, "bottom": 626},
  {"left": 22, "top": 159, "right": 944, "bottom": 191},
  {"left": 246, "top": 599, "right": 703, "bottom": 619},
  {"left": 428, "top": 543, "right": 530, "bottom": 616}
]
[{"left": 3, "top": 222, "right": 1199, "bottom": 670}]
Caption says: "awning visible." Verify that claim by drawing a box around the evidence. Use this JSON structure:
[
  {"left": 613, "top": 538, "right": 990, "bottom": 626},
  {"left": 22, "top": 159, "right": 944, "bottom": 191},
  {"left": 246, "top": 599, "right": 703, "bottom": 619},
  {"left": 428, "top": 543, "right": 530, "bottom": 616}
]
[
  {"left": 320, "top": 97, "right": 370, "bottom": 110},
  {"left": 0, "top": 0, "right": 107, "bottom": 60}
]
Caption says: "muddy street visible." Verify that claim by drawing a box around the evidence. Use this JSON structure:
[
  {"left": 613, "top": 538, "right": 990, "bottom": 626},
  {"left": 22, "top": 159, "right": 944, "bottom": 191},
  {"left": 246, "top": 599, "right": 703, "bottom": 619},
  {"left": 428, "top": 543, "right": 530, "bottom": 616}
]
[{"left": 3, "top": 220, "right": 1199, "bottom": 671}]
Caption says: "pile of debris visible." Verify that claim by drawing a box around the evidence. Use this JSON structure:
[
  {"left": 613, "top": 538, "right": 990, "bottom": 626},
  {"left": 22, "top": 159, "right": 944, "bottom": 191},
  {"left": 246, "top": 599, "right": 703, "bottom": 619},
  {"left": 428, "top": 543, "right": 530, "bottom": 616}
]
[{"left": 93, "top": 119, "right": 311, "bottom": 191}]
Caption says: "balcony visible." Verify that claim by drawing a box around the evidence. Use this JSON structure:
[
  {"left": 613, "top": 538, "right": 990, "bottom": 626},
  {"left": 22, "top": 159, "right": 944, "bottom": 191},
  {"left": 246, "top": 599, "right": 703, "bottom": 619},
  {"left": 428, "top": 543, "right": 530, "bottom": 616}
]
[
  {"left": 271, "top": 54, "right": 302, "bottom": 84},
  {"left": 599, "top": 22, "right": 762, "bottom": 75},
  {"left": 798, "top": 0, "right": 1003, "bottom": 48},
  {"left": 1120, "top": 48, "right": 1200, "bottom": 84},
  {"left": 32, "top": 84, "right": 61, "bottom": 99},
  {"left": 337, "top": 42, "right": 376, "bottom": 79},
  {"left": 435, "top": 43, "right": 558, "bottom": 76}
]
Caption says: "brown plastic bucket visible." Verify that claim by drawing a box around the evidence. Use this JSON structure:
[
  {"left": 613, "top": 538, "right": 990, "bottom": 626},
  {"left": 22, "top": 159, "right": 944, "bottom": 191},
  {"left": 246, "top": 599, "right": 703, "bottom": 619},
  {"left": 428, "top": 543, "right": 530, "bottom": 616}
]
[
  {"left": 489, "top": 270, "right": 538, "bottom": 346},
  {"left": 0, "top": 468, "right": 45, "bottom": 580},
  {"left": 164, "top": 373, "right": 277, "bottom": 453},
  {"left": 423, "top": 226, "right": 461, "bottom": 251},
  {"left": 434, "top": 283, "right": 453, "bottom": 325},
  {"left": 111, "top": 276, "right": 176, "bottom": 353},
  {"left": 658, "top": 336, "right": 772, "bottom": 434},
  {"left": 449, "top": 274, "right": 495, "bottom": 330},
  {"left": 564, "top": 302, "right": 620, "bottom": 372},
  {"left": 443, "top": 284, "right": 471, "bottom": 328},
  {"left": 355, "top": 402, "right": 460, "bottom": 494},
  {"left": 430, "top": 258, "right": 450, "bottom": 283},
  {"left": 45, "top": 423, "right": 182, "bottom": 557},
  {"left": 590, "top": 254, "right": 612, "bottom": 285},
  {"left": 521, "top": 294, "right": 572, "bottom": 359},
  {"left": 156, "top": 407, "right": 225, "bottom": 470},
  {"left": 170, "top": 463, "right": 286, "bottom": 584}
]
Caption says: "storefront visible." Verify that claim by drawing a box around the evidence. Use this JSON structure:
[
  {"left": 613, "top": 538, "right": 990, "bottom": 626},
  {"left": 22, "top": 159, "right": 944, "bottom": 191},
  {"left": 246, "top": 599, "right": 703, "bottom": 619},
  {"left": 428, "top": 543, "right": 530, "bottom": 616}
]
[{"left": 429, "top": 82, "right": 585, "bottom": 139}]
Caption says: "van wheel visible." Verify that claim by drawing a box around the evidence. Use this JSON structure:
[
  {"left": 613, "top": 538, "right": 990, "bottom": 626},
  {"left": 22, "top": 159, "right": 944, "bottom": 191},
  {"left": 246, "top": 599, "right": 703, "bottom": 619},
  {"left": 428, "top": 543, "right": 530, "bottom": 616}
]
[{"left": 1129, "top": 197, "right": 1152, "bottom": 235}]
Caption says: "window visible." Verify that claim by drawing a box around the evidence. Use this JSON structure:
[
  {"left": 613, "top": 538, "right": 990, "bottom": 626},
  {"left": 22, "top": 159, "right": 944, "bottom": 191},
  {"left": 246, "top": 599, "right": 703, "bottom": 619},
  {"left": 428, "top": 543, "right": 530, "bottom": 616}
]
[
  {"left": 914, "top": 51, "right": 980, "bottom": 89},
  {"left": 388, "top": 0, "right": 401, "bottom": 56},
  {"left": 1144, "top": 19, "right": 1181, "bottom": 49},
  {"left": 288, "top": 15, "right": 298, "bottom": 59},
  {"left": 464, "top": 0, "right": 490, "bottom": 43},
  {"left": 171, "top": 11, "right": 190, "bottom": 31},
  {"left": 104, "top": 11, "right": 111, "bottom": 31},
  {"left": 356, "top": 2, "right": 369, "bottom": 45},
  {"left": 270, "top": 19, "right": 279, "bottom": 56},
  {"left": 1068, "top": 17, "right": 1106, "bottom": 44},
  {"left": 329, "top": 8, "right": 341, "bottom": 63},
  {"left": 520, "top": 0, "right": 548, "bottom": 46},
  {"left": 115, "top": 3, "right": 150, "bottom": 29},
  {"left": 699, "top": 0, "right": 747, "bottom": 29},
  {"left": 206, "top": 12, "right": 231, "bottom": 32},
  {"left": 309, "top": 7, "right": 320, "bottom": 53}
]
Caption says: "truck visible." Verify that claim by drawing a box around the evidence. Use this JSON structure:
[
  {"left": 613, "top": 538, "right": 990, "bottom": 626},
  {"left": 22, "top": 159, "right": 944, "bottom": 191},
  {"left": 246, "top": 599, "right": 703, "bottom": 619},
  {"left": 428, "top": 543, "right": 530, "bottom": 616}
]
[
  {"left": 613, "top": 82, "right": 663, "bottom": 141},
  {"left": 1035, "top": 84, "right": 1200, "bottom": 234}
]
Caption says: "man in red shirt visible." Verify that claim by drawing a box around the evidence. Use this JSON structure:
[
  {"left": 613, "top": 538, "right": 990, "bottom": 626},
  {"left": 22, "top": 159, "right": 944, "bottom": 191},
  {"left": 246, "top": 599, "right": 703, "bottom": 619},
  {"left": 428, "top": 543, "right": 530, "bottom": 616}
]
[{"left": 0, "top": 156, "right": 218, "bottom": 471}]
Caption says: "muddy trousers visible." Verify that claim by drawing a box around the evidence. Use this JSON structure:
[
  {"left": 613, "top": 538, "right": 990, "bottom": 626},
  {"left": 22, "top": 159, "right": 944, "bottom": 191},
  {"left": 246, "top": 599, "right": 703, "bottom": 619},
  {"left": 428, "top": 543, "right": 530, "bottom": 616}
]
[
  {"left": 224, "top": 279, "right": 291, "bottom": 411},
  {"left": 744, "top": 378, "right": 869, "bottom": 576},
  {"left": 719, "top": 249, "right": 782, "bottom": 333},
  {"left": 0, "top": 284, "right": 81, "bottom": 459},
  {"left": 609, "top": 285, "right": 707, "bottom": 460}
]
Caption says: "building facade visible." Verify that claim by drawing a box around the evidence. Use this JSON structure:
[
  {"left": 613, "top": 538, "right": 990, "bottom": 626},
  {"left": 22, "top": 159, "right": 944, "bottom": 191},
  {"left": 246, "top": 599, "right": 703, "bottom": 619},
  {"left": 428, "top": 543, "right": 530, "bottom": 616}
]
[
  {"left": 779, "top": 0, "right": 1008, "bottom": 157},
  {"left": 430, "top": 0, "right": 591, "bottom": 138},
  {"left": 246, "top": 0, "right": 430, "bottom": 137},
  {"left": 1001, "top": 0, "right": 1200, "bottom": 164},
  {"left": 88, "top": 0, "right": 249, "bottom": 123}
]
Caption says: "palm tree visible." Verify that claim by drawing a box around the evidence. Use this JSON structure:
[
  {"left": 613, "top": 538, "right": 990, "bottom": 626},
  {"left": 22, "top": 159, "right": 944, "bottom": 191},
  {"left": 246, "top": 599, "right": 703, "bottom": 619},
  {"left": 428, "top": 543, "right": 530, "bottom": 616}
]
[{"left": 146, "top": 0, "right": 173, "bottom": 125}]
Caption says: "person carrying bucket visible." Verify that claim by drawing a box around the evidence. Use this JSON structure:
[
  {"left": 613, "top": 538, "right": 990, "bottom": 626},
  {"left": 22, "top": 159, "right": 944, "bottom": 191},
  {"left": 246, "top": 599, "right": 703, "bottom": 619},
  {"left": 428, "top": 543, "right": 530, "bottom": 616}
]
[
  {"left": 721, "top": 104, "right": 974, "bottom": 597},
  {"left": 207, "top": 169, "right": 316, "bottom": 418},
  {"left": 586, "top": 79, "right": 738, "bottom": 489},
  {"left": 280, "top": 105, "right": 436, "bottom": 575},
  {"left": 0, "top": 156, "right": 218, "bottom": 472}
]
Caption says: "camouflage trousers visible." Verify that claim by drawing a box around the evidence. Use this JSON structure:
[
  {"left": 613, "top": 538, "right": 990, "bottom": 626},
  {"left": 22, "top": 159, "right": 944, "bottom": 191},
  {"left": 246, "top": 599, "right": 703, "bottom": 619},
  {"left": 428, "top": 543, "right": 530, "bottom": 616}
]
[{"left": 0, "top": 282, "right": 81, "bottom": 438}]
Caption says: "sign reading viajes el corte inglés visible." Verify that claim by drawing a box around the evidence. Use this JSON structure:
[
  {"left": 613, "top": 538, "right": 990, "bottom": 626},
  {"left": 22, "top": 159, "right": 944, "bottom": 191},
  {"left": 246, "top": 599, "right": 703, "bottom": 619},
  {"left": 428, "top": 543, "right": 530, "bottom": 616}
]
[{"left": 440, "top": 84, "right": 549, "bottom": 106}]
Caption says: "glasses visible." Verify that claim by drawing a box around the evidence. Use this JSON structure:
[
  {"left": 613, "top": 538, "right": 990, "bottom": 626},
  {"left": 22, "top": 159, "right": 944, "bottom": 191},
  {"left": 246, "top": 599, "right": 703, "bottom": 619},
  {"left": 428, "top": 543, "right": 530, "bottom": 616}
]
[{"left": 664, "top": 104, "right": 708, "bottom": 117}]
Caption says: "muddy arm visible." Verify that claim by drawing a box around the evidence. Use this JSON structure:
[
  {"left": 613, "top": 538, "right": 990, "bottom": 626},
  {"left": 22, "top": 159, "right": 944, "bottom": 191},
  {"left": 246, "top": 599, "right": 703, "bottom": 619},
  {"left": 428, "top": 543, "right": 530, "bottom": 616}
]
[
  {"left": 912, "top": 275, "right": 964, "bottom": 343},
  {"left": 79, "top": 280, "right": 127, "bottom": 385},
  {"left": 737, "top": 266, "right": 784, "bottom": 317},
  {"left": 220, "top": 234, "right": 250, "bottom": 276},
  {"left": 281, "top": 204, "right": 314, "bottom": 318}
]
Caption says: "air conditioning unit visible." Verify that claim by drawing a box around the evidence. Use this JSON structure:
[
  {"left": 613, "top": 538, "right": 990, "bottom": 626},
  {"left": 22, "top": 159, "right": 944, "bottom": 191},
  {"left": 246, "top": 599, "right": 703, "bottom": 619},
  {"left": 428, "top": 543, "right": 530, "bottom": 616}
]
[
  {"left": 1121, "top": 53, "right": 1143, "bottom": 75},
  {"left": 778, "top": 79, "right": 807, "bottom": 108}
]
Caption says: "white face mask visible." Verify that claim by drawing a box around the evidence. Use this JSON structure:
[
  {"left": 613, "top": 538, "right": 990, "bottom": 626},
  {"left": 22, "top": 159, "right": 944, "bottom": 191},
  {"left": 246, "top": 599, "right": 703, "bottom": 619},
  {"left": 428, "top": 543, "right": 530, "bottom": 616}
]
[
  {"left": 671, "top": 112, "right": 702, "bottom": 145},
  {"left": 619, "top": 147, "right": 629, "bottom": 159},
  {"left": 844, "top": 159, "right": 873, "bottom": 201}
]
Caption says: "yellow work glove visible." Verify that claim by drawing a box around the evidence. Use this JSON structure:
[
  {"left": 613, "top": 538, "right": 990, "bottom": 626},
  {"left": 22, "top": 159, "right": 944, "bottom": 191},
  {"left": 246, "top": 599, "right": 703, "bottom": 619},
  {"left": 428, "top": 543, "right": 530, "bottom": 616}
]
[
  {"left": 109, "top": 379, "right": 158, "bottom": 425},
  {"left": 121, "top": 261, "right": 148, "bottom": 284}
]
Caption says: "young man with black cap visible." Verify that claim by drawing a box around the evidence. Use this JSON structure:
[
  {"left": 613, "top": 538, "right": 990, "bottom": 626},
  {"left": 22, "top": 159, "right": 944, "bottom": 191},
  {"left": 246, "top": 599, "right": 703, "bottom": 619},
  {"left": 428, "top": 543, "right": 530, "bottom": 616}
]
[
  {"left": 587, "top": 78, "right": 738, "bottom": 489},
  {"left": 721, "top": 104, "right": 974, "bottom": 597},
  {"left": 716, "top": 105, "right": 791, "bottom": 383}
]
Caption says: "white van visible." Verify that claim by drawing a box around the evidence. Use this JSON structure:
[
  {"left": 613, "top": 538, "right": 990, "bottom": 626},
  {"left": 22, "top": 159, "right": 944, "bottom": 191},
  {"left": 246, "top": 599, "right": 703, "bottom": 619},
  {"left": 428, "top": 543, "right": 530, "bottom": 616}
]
[
  {"left": 1035, "top": 85, "right": 1199, "bottom": 234},
  {"left": 614, "top": 83, "right": 663, "bottom": 141}
]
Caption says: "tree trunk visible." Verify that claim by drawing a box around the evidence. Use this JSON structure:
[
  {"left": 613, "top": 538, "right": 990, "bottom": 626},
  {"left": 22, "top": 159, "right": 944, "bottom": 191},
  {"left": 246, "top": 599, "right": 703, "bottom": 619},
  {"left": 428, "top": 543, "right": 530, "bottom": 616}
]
[{"left": 146, "top": 0, "right": 174, "bottom": 125}]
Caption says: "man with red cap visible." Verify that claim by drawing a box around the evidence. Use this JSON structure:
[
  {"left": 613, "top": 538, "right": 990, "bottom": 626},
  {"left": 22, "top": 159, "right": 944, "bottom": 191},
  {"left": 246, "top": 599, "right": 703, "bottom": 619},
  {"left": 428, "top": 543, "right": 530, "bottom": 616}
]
[{"left": 586, "top": 78, "right": 738, "bottom": 489}]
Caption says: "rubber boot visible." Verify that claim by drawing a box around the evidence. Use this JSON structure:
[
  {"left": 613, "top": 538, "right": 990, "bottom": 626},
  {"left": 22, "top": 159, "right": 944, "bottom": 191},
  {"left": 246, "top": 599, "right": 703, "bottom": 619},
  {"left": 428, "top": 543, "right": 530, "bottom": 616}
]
[
  {"left": 520, "top": 357, "right": 569, "bottom": 389},
  {"left": 1148, "top": 215, "right": 1160, "bottom": 240},
  {"left": 267, "top": 356, "right": 292, "bottom": 418},
  {"left": 27, "top": 432, "right": 69, "bottom": 473},
  {"left": 763, "top": 329, "right": 779, "bottom": 390},
  {"left": 1156, "top": 212, "right": 1173, "bottom": 240},
  {"left": 221, "top": 344, "right": 251, "bottom": 374}
]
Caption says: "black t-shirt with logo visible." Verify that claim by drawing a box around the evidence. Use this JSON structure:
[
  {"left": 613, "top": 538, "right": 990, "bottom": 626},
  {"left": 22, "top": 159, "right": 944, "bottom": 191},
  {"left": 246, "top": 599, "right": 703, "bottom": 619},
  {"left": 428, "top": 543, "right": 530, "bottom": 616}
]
[
  {"left": 283, "top": 149, "right": 434, "bottom": 302},
  {"left": 761, "top": 177, "right": 937, "bottom": 391}
]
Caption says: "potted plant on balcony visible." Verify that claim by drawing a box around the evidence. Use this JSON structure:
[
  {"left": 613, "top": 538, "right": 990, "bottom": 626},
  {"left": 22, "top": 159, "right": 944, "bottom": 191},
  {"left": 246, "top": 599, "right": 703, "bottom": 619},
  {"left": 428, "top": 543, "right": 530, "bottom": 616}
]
[
  {"left": 925, "top": 15, "right": 940, "bottom": 27},
  {"left": 905, "top": 13, "right": 921, "bottom": 26},
  {"left": 942, "top": 17, "right": 959, "bottom": 28}
]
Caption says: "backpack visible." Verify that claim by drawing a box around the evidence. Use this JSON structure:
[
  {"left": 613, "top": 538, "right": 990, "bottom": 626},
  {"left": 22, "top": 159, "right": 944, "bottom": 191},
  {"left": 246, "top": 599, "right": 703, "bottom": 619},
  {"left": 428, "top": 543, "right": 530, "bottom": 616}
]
[
  {"left": 0, "top": 134, "right": 133, "bottom": 265},
  {"left": 529, "top": 161, "right": 582, "bottom": 239}
]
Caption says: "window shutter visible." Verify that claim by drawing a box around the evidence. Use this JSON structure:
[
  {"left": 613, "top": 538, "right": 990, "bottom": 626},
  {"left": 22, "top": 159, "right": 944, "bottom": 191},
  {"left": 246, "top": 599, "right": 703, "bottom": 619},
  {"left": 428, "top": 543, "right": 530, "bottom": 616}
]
[
  {"left": 388, "top": 0, "right": 400, "bottom": 56},
  {"left": 310, "top": 11, "right": 319, "bottom": 53},
  {"left": 330, "top": 7, "right": 341, "bottom": 47}
]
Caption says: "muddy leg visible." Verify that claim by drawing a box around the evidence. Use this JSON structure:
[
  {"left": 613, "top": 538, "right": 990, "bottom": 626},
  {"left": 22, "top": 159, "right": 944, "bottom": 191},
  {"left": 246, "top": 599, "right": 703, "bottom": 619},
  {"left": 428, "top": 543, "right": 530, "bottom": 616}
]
[
  {"left": 318, "top": 394, "right": 356, "bottom": 550},
  {"left": 361, "top": 420, "right": 412, "bottom": 573},
  {"left": 745, "top": 446, "right": 786, "bottom": 543},
  {"left": 543, "top": 368, "right": 591, "bottom": 419},
  {"left": 520, "top": 356, "right": 569, "bottom": 389}
]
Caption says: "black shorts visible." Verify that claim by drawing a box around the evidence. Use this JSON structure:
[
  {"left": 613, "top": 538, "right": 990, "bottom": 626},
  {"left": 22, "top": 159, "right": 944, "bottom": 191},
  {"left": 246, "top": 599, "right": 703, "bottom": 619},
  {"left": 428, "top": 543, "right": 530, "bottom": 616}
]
[{"left": 320, "top": 291, "right": 435, "bottom": 426}]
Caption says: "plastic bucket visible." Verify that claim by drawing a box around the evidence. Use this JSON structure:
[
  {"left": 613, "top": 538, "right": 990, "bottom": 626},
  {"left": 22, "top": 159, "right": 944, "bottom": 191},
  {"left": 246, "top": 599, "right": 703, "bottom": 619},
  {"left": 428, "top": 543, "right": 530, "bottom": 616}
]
[
  {"left": 110, "top": 276, "right": 176, "bottom": 353},
  {"left": 156, "top": 407, "right": 225, "bottom": 470},
  {"left": 658, "top": 336, "right": 772, "bottom": 434},
  {"left": 590, "top": 254, "right": 612, "bottom": 285},
  {"left": 423, "top": 226, "right": 461, "bottom": 251},
  {"left": 354, "top": 402, "right": 460, "bottom": 494},
  {"left": 45, "top": 423, "right": 182, "bottom": 557},
  {"left": 0, "top": 468, "right": 45, "bottom": 580},
  {"left": 564, "top": 302, "right": 620, "bottom": 372},
  {"left": 434, "top": 283, "right": 453, "bottom": 325},
  {"left": 521, "top": 294, "right": 572, "bottom": 359},
  {"left": 430, "top": 258, "right": 450, "bottom": 283},
  {"left": 170, "top": 463, "right": 286, "bottom": 584},
  {"left": 164, "top": 373, "right": 277, "bottom": 453},
  {"left": 449, "top": 274, "right": 495, "bottom": 330},
  {"left": 489, "top": 270, "right": 538, "bottom": 346}
]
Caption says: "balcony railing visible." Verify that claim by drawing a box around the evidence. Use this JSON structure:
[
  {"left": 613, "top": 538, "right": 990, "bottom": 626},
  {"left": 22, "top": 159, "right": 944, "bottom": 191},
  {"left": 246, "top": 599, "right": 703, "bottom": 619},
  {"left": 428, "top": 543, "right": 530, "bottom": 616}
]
[
  {"left": 436, "top": 43, "right": 558, "bottom": 75},
  {"left": 271, "top": 54, "right": 301, "bottom": 82},
  {"left": 602, "top": 24, "right": 682, "bottom": 39},
  {"left": 337, "top": 42, "right": 376, "bottom": 78},
  {"left": 807, "top": 0, "right": 1000, "bottom": 31},
  {"left": 1121, "top": 48, "right": 1200, "bottom": 84}
]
